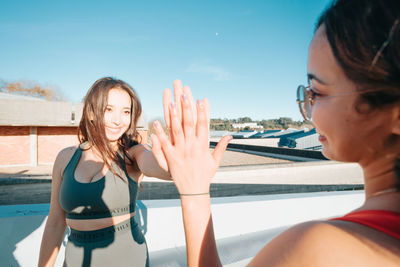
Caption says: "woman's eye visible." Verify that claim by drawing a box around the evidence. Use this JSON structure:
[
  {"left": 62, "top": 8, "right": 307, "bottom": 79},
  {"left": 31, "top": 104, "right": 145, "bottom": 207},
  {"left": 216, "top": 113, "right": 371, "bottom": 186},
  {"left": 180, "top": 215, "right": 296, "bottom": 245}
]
[
  {"left": 310, "top": 88, "right": 322, "bottom": 98},
  {"left": 124, "top": 110, "right": 131, "bottom": 115}
]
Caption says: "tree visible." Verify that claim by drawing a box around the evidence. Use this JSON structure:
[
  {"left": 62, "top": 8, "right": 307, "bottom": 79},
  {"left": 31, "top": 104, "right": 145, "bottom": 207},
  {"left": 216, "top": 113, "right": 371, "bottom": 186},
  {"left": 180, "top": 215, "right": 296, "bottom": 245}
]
[
  {"left": 0, "top": 79, "right": 65, "bottom": 101},
  {"left": 277, "top": 117, "right": 293, "bottom": 129},
  {"left": 238, "top": 117, "right": 252, "bottom": 123},
  {"left": 260, "top": 119, "right": 280, "bottom": 129},
  {"left": 209, "top": 117, "right": 312, "bottom": 131}
]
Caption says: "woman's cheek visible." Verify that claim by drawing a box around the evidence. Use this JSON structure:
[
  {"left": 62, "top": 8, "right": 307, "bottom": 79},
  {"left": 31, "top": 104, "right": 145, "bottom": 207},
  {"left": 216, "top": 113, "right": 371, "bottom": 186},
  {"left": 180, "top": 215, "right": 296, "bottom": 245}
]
[
  {"left": 311, "top": 102, "right": 323, "bottom": 129},
  {"left": 103, "top": 112, "right": 111, "bottom": 124}
]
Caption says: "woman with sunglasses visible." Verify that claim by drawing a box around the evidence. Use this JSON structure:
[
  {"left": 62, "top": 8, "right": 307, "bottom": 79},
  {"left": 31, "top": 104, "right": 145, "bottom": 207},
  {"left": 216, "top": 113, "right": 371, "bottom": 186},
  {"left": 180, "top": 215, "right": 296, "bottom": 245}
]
[{"left": 152, "top": 0, "right": 400, "bottom": 266}]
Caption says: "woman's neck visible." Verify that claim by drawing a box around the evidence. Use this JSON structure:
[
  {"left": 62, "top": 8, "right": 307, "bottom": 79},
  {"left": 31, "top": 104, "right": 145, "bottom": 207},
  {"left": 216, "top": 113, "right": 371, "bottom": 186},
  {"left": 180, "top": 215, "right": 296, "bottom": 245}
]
[
  {"left": 109, "top": 140, "right": 119, "bottom": 152},
  {"left": 360, "top": 153, "right": 398, "bottom": 200},
  {"left": 86, "top": 143, "right": 117, "bottom": 163}
]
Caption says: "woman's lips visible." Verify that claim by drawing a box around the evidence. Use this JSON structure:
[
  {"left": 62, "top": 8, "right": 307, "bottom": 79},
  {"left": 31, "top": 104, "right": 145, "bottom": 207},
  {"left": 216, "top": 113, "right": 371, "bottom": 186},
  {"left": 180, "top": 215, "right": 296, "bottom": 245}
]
[
  {"left": 106, "top": 127, "right": 122, "bottom": 133},
  {"left": 318, "top": 134, "right": 327, "bottom": 142}
]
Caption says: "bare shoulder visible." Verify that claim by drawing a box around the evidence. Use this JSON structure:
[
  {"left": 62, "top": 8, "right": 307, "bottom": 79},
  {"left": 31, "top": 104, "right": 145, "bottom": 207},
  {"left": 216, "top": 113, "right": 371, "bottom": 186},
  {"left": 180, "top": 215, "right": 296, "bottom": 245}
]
[
  {"left": 249, "top": 220, "right": 400, "bottom": 267},
  {"left": 52, "top": 146, "right": 78, "bottom": 178}
]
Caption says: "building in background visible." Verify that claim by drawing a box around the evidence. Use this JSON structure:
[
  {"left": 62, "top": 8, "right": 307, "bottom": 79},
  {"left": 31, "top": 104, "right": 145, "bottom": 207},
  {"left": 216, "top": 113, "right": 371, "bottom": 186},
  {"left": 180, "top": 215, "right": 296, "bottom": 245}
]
[
  {"left": 281, "top": 128, "right": 321, "bottom": 150},
  {"left": 231, "top": 130, "right": 259, "bottom": 139},
  {"left": 231, "top": 122, "right": 263, "bottom": 130},
  {"left": 0, "top": 93, "right": 148, "bottom": 167}
]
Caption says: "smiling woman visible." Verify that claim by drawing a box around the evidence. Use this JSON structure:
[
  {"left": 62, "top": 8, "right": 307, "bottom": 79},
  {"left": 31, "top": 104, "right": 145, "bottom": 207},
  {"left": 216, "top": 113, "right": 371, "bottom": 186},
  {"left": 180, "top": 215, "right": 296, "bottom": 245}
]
[
  {"left": 103, "top": 89, "right": 134, "bottom": 143},
  {"left": 306, "top": 24, "right": 398, "bottom": 164},
  {"left": 151, "top": 0, "right": 400, "bottom": 266},
  {"left": 38, "top": 77, "right": 171, "bottom": 267}
]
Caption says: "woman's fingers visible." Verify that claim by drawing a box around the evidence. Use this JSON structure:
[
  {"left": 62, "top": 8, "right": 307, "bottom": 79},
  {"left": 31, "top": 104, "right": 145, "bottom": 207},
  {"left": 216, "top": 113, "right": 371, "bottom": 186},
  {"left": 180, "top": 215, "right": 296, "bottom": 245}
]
[
  {"left": 212, "top": 135, "right": 232, "bottom": 166},
  {"left": 169, "top": 103, "right": 185, "bottom": 149},
  {"left": 181, "top": 93, "right": 195, "bottom": 140},
  {"left": 163, "top": 89, "right": 173, "bottom": 129},
  {"left": 150, "top": 134, "right": 169, "bottom": 171},
  {"left": 183, "top": 85, "right": 197, "bottom": 125},
  {"left": 153, "top": 120, "right": 174, "bottom": 156},
  {"left": 196, "top": 99, "right": 209, "bottom": 145},
  {"left": 173, "top": 80, "right": 183, "bottom": 122},
  {"left": 204, "top": 98, "right": 210, "bottom": 131}
]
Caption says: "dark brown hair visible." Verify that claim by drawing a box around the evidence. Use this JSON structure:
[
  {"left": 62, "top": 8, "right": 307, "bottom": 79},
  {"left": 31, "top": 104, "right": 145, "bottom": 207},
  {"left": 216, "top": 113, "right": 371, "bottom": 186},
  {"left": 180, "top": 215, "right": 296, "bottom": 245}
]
[
  {"left": 317, "top": 0, "right": 400, "bottom": 189},
  {"left": 78, "top": 77, "right": 142, "bottom": 176}
]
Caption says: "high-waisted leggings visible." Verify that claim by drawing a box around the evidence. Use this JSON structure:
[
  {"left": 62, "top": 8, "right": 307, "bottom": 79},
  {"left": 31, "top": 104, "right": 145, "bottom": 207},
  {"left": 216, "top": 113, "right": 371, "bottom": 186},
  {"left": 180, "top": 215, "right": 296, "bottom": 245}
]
[{"left": 64, "top": 216, "right": 149, "bottom": 267}]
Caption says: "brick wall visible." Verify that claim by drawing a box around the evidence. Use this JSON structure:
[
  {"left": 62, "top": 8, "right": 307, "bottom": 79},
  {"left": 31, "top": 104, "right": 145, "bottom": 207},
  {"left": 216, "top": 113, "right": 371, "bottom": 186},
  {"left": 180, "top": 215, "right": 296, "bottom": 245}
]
[
  {"left": 0, "top": 126, "right": 31, "bottom": 165},
  {"left": 37, "top": 128, "right": 148, "bottom": 164},
  {"left": 0, "top": 126, "right": 149, "bottom": 167},
  {"left": 37, "top": 127, "right": 79, "bottom": 165}
]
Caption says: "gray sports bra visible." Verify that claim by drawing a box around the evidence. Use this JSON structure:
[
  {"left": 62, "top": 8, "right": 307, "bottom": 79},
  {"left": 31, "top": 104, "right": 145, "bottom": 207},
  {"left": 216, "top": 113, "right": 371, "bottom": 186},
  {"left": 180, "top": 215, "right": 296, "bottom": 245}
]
[{"left": 59, "top": 147, "right": 139, "bottom": 219}]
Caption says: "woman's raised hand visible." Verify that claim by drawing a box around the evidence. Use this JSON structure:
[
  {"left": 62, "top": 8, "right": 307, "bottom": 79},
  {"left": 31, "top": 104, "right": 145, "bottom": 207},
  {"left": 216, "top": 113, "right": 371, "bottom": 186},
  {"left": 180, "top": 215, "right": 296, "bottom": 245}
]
[{"left": 151, "top": 80, "right": 231, "bottom": 194}]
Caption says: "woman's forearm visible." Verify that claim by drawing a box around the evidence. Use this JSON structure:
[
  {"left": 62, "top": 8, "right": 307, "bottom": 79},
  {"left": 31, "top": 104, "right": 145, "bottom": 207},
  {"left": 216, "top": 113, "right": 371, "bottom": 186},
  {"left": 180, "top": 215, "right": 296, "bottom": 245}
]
[
  {"left": 180, "top": 195, "right": 222, "bottom": 267},
  {"left": 133, "top": 145, "right": 171, "bottom": 180},
  {"left": 140, "top": 149, "right": 171, "bottom": 179},
  {"left": 38, "top": 222, "right": 66, "bottom": 267}
]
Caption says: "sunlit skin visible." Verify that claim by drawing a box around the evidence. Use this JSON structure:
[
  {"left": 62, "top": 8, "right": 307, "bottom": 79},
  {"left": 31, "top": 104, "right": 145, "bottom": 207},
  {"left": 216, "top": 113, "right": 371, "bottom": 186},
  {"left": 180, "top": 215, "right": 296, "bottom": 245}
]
[
  {"left": 151, "top": 25, "right": 400, "bottom": 266},
  {"left": 104, "top": 88, "right": 132, "bottom": 146},
  {"left": 308, "top": 25, "right": 400, "bottom": 200},
  {"left": 38, "top": 81, "right": 172, "bottom": 267},
  {"left": 67, "top": 88, "right": 136, "bottom": 231}
]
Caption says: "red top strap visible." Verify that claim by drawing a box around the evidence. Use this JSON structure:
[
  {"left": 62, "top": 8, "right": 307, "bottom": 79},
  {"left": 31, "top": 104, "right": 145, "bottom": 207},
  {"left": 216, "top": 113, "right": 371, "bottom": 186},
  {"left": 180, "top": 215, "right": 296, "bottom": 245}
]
[{"left": 331, "top": 210, "right": 400, "bottom": 240}]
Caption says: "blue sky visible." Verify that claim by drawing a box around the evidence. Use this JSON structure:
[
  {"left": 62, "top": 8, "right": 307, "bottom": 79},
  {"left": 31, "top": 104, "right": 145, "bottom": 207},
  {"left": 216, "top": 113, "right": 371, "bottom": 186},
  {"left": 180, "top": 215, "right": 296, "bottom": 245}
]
[{"left": 0, "top": 0, "right": 331, "bottom": 122}]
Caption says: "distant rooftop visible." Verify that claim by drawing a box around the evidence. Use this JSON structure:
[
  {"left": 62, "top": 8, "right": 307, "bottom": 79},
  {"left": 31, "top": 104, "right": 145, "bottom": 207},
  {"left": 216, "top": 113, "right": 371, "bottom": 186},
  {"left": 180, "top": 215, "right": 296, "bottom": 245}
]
[
  {"left": 0, "top": 92, "right": 148, "bottom": 128},
  {"left": 0, "top": 92, "right": 45, "bottom": 101}
]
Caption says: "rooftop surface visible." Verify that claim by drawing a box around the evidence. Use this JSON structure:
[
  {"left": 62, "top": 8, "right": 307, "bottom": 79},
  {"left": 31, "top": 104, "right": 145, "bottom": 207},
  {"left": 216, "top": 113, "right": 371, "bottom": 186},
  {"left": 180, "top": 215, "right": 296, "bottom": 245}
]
[
  {"left": 0, "top": 149, "right": 293, "bottom": 179},
  {"left": 0, "top": 191, "right": 365, "bottom": 266},
  {"left": 0, "top": 149, "right": 299, "bottom": 205},
  {"left": 0, "top": 147, "right": 363, "bottom": 205},
  {"left": 0, "top": 151, "right": 293, "bottom": 182},
  {"left": 0, "top": 146, "right": 365, "bottom": 266}
]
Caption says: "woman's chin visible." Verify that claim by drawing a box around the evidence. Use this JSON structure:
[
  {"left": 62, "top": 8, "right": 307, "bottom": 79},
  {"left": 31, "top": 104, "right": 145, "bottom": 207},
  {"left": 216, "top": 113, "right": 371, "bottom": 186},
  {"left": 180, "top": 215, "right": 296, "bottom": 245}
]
[
  {"left": 321, "top": 147, "right": 333, "bottom": 160},
  {"left": 321, "top": 146, "right": 357, "bottom": 163},
  {"left": 321, "top": 144, "right": 336, "bottom": 161},
  {"left": 319, "top": 138, "right": 336, "bottom": 161},
  {"left": 105, "top": 135, "right": 122, "bottom": 143}
]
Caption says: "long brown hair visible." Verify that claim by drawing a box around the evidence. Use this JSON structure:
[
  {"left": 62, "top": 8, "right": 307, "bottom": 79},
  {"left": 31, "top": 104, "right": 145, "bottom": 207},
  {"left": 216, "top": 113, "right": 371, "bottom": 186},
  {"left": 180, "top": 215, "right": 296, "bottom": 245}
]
[{"left": 78, "top": 77, "right": 142, "bottom": 176}]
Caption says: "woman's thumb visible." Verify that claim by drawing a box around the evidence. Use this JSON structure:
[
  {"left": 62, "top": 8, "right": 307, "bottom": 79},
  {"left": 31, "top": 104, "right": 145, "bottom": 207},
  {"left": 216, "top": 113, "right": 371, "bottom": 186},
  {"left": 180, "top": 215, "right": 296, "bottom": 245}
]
[{"left": 212, "top": 135, "right": 232, "bottom": 165}]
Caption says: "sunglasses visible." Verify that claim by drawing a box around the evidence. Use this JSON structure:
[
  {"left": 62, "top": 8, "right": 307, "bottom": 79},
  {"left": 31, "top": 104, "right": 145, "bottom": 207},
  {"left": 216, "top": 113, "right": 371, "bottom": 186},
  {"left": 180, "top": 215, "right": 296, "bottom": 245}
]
[
  {"left": 297, "top": 19, "right": 399, "bottom": 123},
  {"left": 296, "top": 85, "right": 382, "bottom": 122},
  {"left": 296, "top": 85, "right": 314, "bottom": 122}
]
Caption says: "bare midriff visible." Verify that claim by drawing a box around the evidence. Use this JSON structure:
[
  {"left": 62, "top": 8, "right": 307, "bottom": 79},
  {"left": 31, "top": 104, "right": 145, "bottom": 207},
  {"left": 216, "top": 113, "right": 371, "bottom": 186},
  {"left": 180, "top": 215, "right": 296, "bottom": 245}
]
[{"left": 66, "top": 211, "right": 135, "bottom": 231}]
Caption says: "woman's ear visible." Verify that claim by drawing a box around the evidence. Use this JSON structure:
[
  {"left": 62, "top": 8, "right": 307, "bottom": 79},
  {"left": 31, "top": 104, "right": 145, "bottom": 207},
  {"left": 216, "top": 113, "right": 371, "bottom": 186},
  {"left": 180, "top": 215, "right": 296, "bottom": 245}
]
[{"left": 391, "top": 105, "right": 400, "bottom": 135}]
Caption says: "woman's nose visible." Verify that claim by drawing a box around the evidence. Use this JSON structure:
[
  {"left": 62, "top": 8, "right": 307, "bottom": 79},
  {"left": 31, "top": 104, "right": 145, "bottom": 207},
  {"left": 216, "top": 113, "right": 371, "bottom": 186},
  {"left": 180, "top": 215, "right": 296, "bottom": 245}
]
[{"left": 112, "top": 112, "right": 121, "bottom": 125}]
